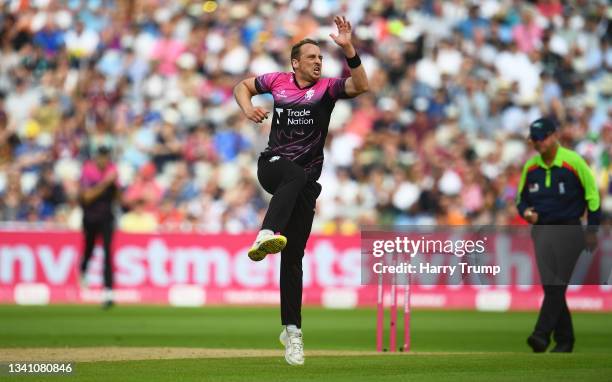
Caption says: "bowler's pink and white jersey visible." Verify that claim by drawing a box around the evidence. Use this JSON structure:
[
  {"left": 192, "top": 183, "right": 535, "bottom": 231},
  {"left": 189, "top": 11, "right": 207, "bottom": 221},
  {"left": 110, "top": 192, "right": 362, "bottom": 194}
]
[{"left": 255, "top": 72, "right": 351, "bottom": 180}]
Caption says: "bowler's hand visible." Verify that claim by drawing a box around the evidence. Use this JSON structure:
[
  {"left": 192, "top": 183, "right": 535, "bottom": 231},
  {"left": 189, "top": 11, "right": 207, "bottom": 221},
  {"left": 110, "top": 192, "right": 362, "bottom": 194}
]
[
  {"left": 329, "top": 16, "right": 353, "bottom": 49},
  {"left": 524, "top": 207, "right": 538, "bottom": 224},
  {"left": 245, "top": 107, "right": 269, "bottom": 124},
  {"left": 585, "top": 231, "right": 598, "bottom": 252}
]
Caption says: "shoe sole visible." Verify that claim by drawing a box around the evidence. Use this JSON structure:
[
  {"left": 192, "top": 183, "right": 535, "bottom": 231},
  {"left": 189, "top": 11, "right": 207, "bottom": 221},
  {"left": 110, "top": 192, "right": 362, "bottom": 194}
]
[
  {"left": 248, "top": 236, "right": 287, "bottom": 262},
  {"left": 550, "top": 344, "right": 573, "bottom": 353},
  {"left": 285, "top": 354, "right": 304, "bottom": 366}
]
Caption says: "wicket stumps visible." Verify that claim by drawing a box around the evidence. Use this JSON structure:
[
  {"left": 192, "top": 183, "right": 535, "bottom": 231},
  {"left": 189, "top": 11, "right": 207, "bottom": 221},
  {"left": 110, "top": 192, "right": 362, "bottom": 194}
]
[{"left": 376, "top": 269, "right": 411, "bottom": 353}]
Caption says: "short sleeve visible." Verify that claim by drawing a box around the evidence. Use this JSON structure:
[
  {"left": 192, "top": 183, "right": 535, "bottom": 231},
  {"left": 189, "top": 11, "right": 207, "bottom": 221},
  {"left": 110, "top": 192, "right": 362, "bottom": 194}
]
[
  {"left": 327, "top": 77, "right": 349, "bottom": 100},
  {"left": 255, "top": 72, "right": 282, "bottom": 94},
  {"left": 80, "top": 161, "right": 96, "bottom": 188}
]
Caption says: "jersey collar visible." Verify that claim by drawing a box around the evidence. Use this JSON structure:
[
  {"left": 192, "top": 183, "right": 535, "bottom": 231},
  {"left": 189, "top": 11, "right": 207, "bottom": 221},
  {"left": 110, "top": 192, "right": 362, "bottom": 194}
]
[
  {"left": 292, "top": 73, "right": 317, "bottom": 90},
  {"left": 535, "top": 146, "right": 564, "bottom": 169}
]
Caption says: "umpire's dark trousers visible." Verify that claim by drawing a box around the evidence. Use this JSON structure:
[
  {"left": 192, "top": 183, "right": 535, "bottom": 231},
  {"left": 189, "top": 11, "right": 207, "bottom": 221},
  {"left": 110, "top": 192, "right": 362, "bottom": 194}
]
[
  {"left": 257, "top": 155, "right": 321, "bottom": 329},
  {"left": 531, "top": 223, "right": 585, "bottom": 345},
  {"left": 81, "top": 218, "right": 114, "bottom": 289}
]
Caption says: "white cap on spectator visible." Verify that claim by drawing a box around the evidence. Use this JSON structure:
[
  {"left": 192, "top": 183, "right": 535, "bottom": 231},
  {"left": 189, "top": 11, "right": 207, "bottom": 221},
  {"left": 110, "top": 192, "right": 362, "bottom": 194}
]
[
  {"left": 439, "top": 170, "right": 462, "bottom": 196},
  {"left": 250, "top": 54, "right": 281, "bottom": 76},
  {"left": 163, "top": 108, "right": 181, "bottom": 125},
  {"left": 517, "top": 93, "right": 537, "bottom": 107},
  {"left": 393, "top": 182, "right": 420, "bottom": 210},
  {"left": 378, "top": 97, "right": 397, "bottom": 112},
  {"left": 445, "top": 105, "right": 459, "bottom": 119},
  {"left": 30, "top": 12, "right": 48, "bottom": 32},
  {"left": 399, "top": 24, "right": 421, "bottom": 43},
  {"left": 207, "top": 31, "right": 226, "bottom": 54},
  {"left": 229, "top": 3, "right": 250, "bottom": 19},
  {"left": 55, "top": 159, "right": 82, "bottom": 182},
  {"left": 355, "top": 25, "right": 375, "bottom": 41},
  {"left": 178, "top": 98, "right": 202, "bottom": 125},
  {"left": 177, "top": 53, "right": 197, "bottom": 70},
  {"left": 21, "top": 173, "right": 38, "bottom": 195},
  {"left": 32, "top": 0, "right": 51, "bottom": 8},
  {"left": 154, "top": 8, "right": 173, "bottom": 24},
  {"left": 502, "top": 140, "right": 527, "bottom": 165},
  {"left": 414, "top": 97, "right": 429, "bottom": 112},
  {"left": 549, "top": 34, "right": 569, "bottom": 56},
  {"left": 145, "top": 75, "right": 165, "bottom": 98},
  {"left": 600, "top": 75, "right": 612, "bottom": 96},
  {"left": 187, "top": 3, "right": 203, "bottom": 16},
  {"left": 55, "top": 10, "right": 72, "bottom": 29}
]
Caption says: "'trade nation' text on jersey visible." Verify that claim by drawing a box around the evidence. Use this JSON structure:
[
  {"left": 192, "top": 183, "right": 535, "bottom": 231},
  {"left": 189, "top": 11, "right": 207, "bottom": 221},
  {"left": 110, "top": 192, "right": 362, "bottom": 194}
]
[{"left": 255, "top": 72, "right": 351, "bottom": 180}]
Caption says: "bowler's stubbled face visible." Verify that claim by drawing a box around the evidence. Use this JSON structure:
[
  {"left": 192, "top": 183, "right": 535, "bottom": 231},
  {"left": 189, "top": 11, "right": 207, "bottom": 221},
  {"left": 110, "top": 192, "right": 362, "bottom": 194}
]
[{"left": 294, "top": 44, "right": 323, "bottom": 83}]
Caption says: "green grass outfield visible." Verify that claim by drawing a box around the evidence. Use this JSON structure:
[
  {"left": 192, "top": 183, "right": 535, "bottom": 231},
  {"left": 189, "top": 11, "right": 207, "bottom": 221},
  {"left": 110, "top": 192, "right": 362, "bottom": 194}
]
[{"left": 0, "top": 305, "right": 610, "bottom": 381}]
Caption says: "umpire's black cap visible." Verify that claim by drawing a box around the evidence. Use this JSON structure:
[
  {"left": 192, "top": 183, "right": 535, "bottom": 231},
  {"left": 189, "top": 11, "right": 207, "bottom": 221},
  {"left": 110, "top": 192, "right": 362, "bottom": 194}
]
[{"left": 529, "top": 118, "right": 557, "bottom": 141}]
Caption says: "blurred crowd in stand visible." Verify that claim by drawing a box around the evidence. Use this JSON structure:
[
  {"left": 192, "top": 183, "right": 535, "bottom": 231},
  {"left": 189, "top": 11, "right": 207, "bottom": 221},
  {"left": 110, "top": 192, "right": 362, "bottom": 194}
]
[{"left": 0, "top": 0, "right": 610, "bottom": 234}]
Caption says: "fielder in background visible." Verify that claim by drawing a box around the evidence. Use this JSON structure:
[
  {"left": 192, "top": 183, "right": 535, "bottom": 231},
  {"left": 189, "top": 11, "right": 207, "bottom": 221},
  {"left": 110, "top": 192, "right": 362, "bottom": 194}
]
[
  {"left": 516, "top": 117, "right": 601, "bottom": 353},
  {"left": 78, "top": 146, "right": 119, "bottom": 309},
  {"left": 234, "top": 16, "right": 368, "bottom": 365}
]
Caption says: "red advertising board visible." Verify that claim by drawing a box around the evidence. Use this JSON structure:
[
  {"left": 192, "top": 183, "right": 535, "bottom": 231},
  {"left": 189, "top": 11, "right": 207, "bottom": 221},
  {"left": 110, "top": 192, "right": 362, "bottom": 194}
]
[{"left": 1, "top": 230, "right": 611, "bottom": 310}]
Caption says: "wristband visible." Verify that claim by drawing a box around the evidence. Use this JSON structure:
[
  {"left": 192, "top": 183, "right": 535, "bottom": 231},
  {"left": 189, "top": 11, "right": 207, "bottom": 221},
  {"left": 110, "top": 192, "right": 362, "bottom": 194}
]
[{"left": 346, "top": 53, "right": 361, "bottom": 68}]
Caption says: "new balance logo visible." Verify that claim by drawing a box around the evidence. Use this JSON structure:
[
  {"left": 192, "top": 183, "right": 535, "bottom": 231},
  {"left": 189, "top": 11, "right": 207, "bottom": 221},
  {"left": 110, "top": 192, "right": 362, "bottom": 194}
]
[
  {"left": 269, "top": 156, "right": 280, "bottom": 162},
  {"left": 305, "top": 89, "right": 315, "bottom": 100}
]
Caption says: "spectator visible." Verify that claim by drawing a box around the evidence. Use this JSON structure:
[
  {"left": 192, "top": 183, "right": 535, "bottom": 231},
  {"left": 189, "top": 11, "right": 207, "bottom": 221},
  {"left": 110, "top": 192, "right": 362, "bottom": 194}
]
[
  {"left": 457, "top": 5, "right": 489, "bottom": 40},
  {"left": 33, "top": 18, "right": 64, "bottom": 58},
  {"left": 64, "top": 20, "right": 99, "bottom": 62},
  {"left": 123, "top": 162, "right": 164, "bottom": 212},
  {"left": 119, "top": 198, "right": 158, "bottom": 233},
  {"left": 4, "top": 76, "right": 41, "bottom": 128},
  {"left": 150, "top": 22, "right": 185, "bottom": 77},
  {"left": 513, "top": 7, "right": 543, "bottom": 54},
  {"left": 183, "top": 124, "right": 218, "bottom": 164},
  {"left": 152, "top": 120, "right": 182, "bottom": 171},
  {"left": 0, "top": 110, "right": 18, "bottom": 167},
  {"left": 14, "top": 120, "right": 48, "bottom": 173}
]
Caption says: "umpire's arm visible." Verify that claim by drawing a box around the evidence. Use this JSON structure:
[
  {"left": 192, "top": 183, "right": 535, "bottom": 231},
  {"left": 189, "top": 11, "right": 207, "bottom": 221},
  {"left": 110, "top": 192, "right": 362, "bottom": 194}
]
[
  {"left": 516, "top": 162, "right": 532, "bottom": 220},
  {"left": 574, "top": 156, "right": 602, "bottom": 231}
]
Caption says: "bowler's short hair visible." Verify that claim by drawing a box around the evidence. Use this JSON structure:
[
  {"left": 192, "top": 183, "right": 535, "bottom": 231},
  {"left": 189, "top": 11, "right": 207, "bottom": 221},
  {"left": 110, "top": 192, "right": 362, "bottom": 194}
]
[{"left": 291, "top": 38, "right": 320, "bottom": 61}]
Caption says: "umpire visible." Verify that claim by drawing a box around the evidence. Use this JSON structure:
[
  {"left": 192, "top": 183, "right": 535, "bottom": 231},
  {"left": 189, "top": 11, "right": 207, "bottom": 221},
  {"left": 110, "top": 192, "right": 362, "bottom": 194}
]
[{"left": 516, "top": 118, "right": 600, "bottom": 353}]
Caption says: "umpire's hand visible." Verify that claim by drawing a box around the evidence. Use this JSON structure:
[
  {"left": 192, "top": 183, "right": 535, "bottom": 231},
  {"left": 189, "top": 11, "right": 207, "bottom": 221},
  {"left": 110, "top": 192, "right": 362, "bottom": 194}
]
[{"left": 524, "top": 208, "right": 538, "bottom": 224}]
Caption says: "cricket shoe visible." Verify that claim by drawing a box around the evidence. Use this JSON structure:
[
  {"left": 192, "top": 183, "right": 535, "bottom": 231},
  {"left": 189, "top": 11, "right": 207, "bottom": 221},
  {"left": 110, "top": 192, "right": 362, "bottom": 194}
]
[
  {"left": 247, "top": 232, "right": 287, "bottom": 261},
  {"left": 550, "top": 342, "right": 573, "bottom": 353},
  {"left": 101, "top": 288, "right": 114, "bottom": 310},
  {"left": 79, "top": 275, "right": 88, "bottom": 289},
  {"left": 279, "top": 327, "right": 304, "bottom": 366},
  {"left": 527, "top": 334, "right": 550, "bottom": 353}
]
